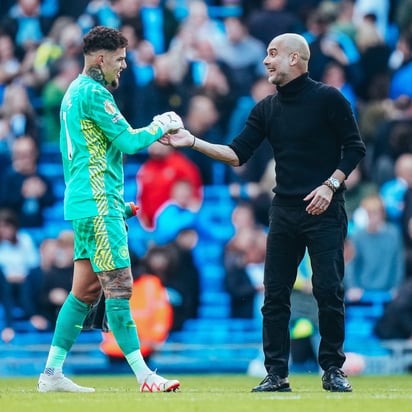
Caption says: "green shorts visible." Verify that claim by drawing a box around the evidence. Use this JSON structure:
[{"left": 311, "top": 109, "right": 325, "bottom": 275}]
[{"left": 72, "top": 216, "right": 130, "bottom": 272}]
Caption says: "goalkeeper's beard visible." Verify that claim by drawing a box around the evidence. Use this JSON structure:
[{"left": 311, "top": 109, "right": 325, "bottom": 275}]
[{"left": 111, "top": 79, "right": 119, "bottom": 89}]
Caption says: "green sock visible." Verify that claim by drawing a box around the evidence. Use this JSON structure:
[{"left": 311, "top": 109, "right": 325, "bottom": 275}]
[
  {"left": 105, "top": 298, "right": 140, "bottom": 355},
  {"left": 44, "top": 346, "right": 67, "bottom": 371},
  {"left": 125, "top": 350, "right": 152, "bottom": 383},
  {"left": 105, "top": 298, "right": 151, "bottom": 381},
  {"left": 45, "top": 292, "right": 90, "bottom": 370}
]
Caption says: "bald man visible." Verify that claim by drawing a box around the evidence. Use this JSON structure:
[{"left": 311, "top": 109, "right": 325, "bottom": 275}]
[{"left": 164, "top": 33, "right": 365, "bottom": 392}]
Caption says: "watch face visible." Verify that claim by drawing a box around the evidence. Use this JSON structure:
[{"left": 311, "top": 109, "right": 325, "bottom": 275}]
[{"left": 330, "top": 178, "right": 340, "bottom": 188}]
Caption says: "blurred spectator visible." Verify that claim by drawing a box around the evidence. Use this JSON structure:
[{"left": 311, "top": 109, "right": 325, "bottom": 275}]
[
  {"left": 374, "top": 276, "right": 412, "bottom": 340},
  {"left": 388, "top": 24, "right": 410, "bottom": 71},
  {"left": 224, "top": 202, "right": 267, "bottom": 319},
  {"left": 30, "top": 230, "right": 74, "bottom": 330},
  {"left": 108, "top": 0, "right": 143, "bottom": 34},
  {"left": 0, "top": 83, "right": 40, "bottom": 142},
  {"left": 180, "top": 93, "right": 228, "bottom": 185},
  {"left": 224, "top": 224, "right": 266, "bottom": 319},
  {"left": 0, "top": 135, "right": 55, "bottom": 228},
  {"left": 168, "top": 228, "right": 200, "bottom": 330},
  {"left": 321, "top": 60, "right": 358, "bottom": 117},
  {"left": 0, "top": 115, "right": 13, "bottom": 176},
  {"left": 41, "top": 56, "right": 81, "bottom": 142},
  {"left": 152, "top": 179, "right": 201, "bottom": 245},
  {"left": 33, "top": 17, "right": 83, "bottom": 87},
  {"left": 0, "top": 208, "right": 40, "bottom": 343},
  {"left": 305, "top": 3, "right": 362, "bottom": 88},
  {"left": 393, "top": 0, "right": 412, "bottom": 34},
  {"left": 77, "top": 0, "right": 122, "bottom": 33},
  {"left": 78, "top": 0, "right": 177, "bottom": 44},
  {"left": 286, "top": 0, "right": 322, "bottom": 17},
  {"left": 78, "top": 0, "right": 180, "bottom": 103},
  {"left": 0, "top": 111, "right": 15, "bottom": 160},
  {"left": 1, "top": 0, "right": 55, "bottom": 94},
  {"left": 353, "top": 0, "right": 391, "bottom": 41},
  {"left": 123, "top": 28, "right": 155, "bottom": 87},
  {"left": 355, "top": 16, "right": 392, "bottom": 102},
  {"left": 0, "top": 32, "right": 21, "bottom": 89},
  {"left": 176, "top": 0, "right": 226, "bottom": 52},
  {"left": 329, "top": 0, "right": 357, "bottom": 42},
  {"left": 389, "top": 27, "right": 412, "bottom": 100},
  {"left": 57, "top": 0, "right": 90, "bottom": 19},
  {"left": 239, "top": 0, "right": 264, "bottom": 19},
  {"left": 1, "top": 0, "right": 54, "bottom": 56},
  {"left": 139, "top": 0, "right": 180, "bottom": 54},
  {"left": 230, "top": 200, "right": 260, "bottom": 233},
  {"left": 371, "top": 96, "right": 412, "bottom": 186},
  {"left": 379, "top": 153, "right": 412, "bottom": 228},
  {"left": 182, "top": 37, "right": 236, "bottom": 129},
  {"left": 400, "top": 161, "right": 412, "bottom": 278},
  {"left": 357, "top": 98, "right": 397, "bottom": 151},
  {"left": 131, "top": 53, "right": 186, "bottom": 127},
  {"left": 344, "top": 162, "right": 378, "bottom": 224},
  {"left": 136, "top": 141, "right": 203, "bottom": 230},
  {"left": 247, "top": 0, "right": 302, "bottom": 47},
  {"left": 216, "top": 16, "right": 267, "bottom": 99},
  {"left": 139, "top": 241, "right": 199, "bottom": 331},
  {"left": 345, "top": 194, "right": 405, "bottom": 302}
]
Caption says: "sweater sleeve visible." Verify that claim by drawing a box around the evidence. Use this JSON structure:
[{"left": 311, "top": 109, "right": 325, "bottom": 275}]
[{"left": 326, "top": 87, "right": 366, "bottom": 177}]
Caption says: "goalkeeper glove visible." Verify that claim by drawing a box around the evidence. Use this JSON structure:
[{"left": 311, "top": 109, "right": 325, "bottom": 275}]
[{"left": 152, "top": 111, "right": 184, "bottom": 135}]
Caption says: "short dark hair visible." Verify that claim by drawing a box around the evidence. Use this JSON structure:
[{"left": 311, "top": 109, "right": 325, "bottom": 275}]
[{"left": 83, "top": 26, "right": 128, "bottom": 55}]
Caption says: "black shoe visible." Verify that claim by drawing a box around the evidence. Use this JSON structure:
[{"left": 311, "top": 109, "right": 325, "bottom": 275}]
[
  {"left": 251, "top": 374, "right": 292, "bottom": 392},
  {"left": 322, "top": 367, "right": 352, "bottom": 392}
]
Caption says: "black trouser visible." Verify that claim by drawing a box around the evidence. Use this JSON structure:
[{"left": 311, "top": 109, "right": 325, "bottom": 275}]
[{"left": 262, "top": 197, "right": 347, "bottom": 377}]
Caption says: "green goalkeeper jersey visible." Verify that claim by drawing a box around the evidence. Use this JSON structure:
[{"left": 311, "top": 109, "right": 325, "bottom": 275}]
[{"left": 60, "top": 74, "right": 162, "bottom": 220}]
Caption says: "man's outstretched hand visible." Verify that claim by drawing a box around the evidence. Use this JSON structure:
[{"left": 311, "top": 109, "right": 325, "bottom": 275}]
[{"left": 159, "top": 128, "right": 195, "bottom": 148}]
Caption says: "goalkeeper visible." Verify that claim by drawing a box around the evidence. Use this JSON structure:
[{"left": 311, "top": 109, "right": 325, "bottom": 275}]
[{"left": 38, "top": 26, "right": 182, "bottom": 393}]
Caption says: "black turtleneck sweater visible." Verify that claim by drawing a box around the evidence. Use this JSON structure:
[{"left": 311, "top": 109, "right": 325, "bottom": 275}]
[{"left": 229, "top": 73, "right": 366, "bottom": 199}]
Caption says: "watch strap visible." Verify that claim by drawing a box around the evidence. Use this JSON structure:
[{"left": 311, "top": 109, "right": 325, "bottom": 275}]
[{"left": 323, "top": 179, "right": 337, "bottom": 193}]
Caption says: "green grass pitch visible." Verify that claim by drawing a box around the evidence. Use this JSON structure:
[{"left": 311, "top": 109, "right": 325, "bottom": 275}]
[{"left": 1, "top": 374, "right": 411, "bottom": 412}]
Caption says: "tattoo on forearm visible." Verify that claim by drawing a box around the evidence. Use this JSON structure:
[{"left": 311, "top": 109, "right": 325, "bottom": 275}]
[
  {"left": 98, "top": 268, "right": 133, "bottom": 299},
  {"left": 86, "top": 65, "right": 107, "bottom": 86}
]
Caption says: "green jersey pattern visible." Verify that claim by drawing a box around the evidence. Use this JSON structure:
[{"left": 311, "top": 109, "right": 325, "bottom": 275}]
[{"left": 60, "top": 75, "right": 150, "bottom": 220}]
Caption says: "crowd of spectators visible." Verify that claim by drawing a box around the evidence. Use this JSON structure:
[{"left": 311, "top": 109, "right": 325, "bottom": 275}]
[{"left": 2, "top": 0, "right": 412, "bottom": 347}]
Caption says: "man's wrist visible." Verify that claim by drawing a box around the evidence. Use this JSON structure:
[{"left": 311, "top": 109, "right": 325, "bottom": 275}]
[
  {"left": 190, "top": 135, "right": 196, "bottom": 148},
  {"left": 322, "top": 177, "right": 340, "bottom": 193}
]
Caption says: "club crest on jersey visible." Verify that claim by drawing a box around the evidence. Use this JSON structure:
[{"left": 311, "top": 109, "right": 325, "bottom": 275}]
[
  {"left": 104, "top": 100, "right": 116, "bottom": 115},
  {"left": 118, "top": 245, "right": 129, "bottom": 260}
]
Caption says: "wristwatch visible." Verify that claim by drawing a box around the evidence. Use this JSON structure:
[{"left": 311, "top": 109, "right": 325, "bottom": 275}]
[{"left": 323, "top": 177, "right": 340, "bottom": 193}]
